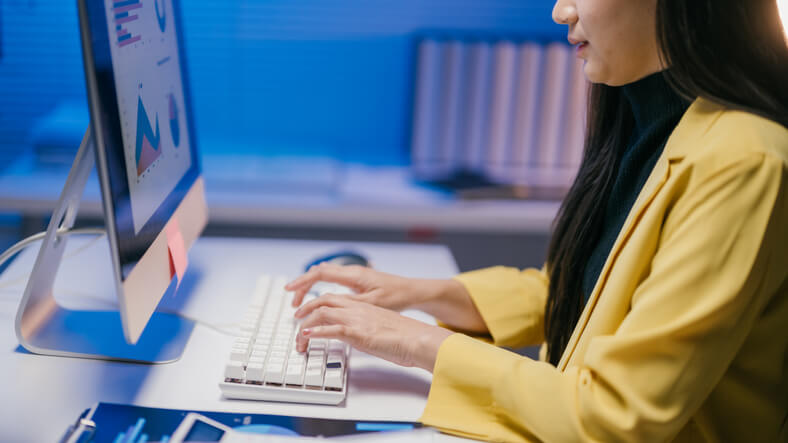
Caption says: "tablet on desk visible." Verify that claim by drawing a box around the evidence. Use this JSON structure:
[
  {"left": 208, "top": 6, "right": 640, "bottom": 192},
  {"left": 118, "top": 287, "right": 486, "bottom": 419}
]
[
  {"left": 171, "top": 413, "right": 231, "bottom": 442},
  {"left": 171, "top": 413, "right": 437, "bottom": 443},
  {"left": 65, "top": 402, "right": 422, "bottom": 442}
]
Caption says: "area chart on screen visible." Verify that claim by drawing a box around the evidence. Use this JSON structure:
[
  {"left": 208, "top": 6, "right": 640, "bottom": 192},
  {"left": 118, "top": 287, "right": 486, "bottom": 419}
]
[
  {"left": 169, "top": 93, "right": 180, "bottom": 148},
  {"left": 155, "top": 0, "right": 167, "bottom": 33},
  {"left": 135, "top": 96, "right": 162, "bottom": 177}
]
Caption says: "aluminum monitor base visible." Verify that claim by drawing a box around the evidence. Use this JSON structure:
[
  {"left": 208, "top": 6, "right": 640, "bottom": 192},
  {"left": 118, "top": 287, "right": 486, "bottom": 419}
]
[{"left": 13, "top": 127, "right": 194, "bottom": 364}]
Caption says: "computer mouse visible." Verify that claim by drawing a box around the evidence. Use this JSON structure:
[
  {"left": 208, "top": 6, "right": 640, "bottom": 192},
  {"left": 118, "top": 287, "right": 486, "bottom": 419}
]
[{"left": 304, "top": 250, "right": 370, "bottom": 271}]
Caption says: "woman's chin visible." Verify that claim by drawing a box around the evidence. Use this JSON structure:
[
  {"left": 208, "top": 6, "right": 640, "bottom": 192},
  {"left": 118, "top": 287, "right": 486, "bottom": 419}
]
[{"left": 582, "top": 62, "right": 605, "bottom": 85}]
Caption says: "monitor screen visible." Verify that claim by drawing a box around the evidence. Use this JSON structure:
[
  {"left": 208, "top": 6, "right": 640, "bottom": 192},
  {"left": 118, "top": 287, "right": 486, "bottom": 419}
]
[
  {"left": 104, "top": 0, "right": 193, "bottom": 236},
  {"left": 81, "top": 0, "right": 200, "bottom": 278}
]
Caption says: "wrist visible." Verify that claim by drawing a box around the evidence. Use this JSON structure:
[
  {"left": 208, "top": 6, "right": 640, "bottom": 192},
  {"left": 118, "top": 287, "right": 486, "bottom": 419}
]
[
  {"left": 412, "top": 327, "right": 453, "bottom": 372},
  {"left": 412, "top": 279, "right": 461, "bottom": 315}
]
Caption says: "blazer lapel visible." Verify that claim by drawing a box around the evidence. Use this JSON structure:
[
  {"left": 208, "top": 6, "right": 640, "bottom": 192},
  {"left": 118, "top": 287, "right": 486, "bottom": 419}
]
[{"left": 557, "top": 97, "right": 725, "bottom": 371}]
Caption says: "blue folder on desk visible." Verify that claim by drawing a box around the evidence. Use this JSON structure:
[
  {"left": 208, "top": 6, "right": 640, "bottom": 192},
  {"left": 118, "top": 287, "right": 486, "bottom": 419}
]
[{"left": 61, "top": 402, "right": 419, "bottom": 443}]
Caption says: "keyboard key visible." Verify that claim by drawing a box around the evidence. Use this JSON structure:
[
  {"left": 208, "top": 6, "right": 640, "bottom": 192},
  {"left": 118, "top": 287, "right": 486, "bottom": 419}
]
[
  {"left": 230, "top": 345, "right": 249, "bottom": 362},
  {"left": 308, "top": 350, "right": 325, "bottom": 362},
  {"left": 305, "top": 367, "right": 324, "bottom": 387},
  {"left": 246, "top": 363, "right": 264, "bottom": 383},
  {"left": 265, "top": 362, "right": 285, "bottom": 384},
  {"left": 327, "top": 351, "right": 344, "bottom": 365},
  {"left": 269, "top": 351, "right": 287, "bottom": 360},
  {"left": 289, "top": 354, "right": 306, "bottom": 366},
  {"left": 324, "top": 368, "right": 343, "bottom": 389},
  {"left": 285, "top": 363, "right": 305, "bottom": 385},
  {"left": 224, "top": 361, "right": 244, "bottom": 380},
  {"left": 307, "top": 361, "right": 323, "bottom": 372},
  {"left": 326, "top": 360, "right": 343, "bottom": 370},
  {"left": 251, "top": 276, "right": 272, "bottom": 305},
  {"left": 308, "top": 339, "right": 327, "bottom": 350}
]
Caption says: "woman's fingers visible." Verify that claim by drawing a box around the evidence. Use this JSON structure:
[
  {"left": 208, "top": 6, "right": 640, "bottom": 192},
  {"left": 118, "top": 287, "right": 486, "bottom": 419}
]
[
  {"left": 294, "top": 293, "right": 350, "bottom": 319},
  {"left": 295, "top": 304, "right": 350, "bottom": 351},
  {"left": 293, "top": 296, "right": 451, "bottom": 370},
  {"left": 297, "top": 325, "right": 352, "bottom": 351},
  {"left": 286, "top": 263, "right": 366, "bottom": 307}
]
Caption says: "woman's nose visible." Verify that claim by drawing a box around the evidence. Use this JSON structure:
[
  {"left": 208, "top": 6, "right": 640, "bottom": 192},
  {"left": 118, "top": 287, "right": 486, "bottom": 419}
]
[{"left": 552, "top": 0, "right": 579, "bottom": 25}]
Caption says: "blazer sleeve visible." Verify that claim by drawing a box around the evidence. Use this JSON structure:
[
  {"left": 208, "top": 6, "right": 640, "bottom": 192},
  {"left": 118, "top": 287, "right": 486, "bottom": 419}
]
[
  {"left": 421, "top": 152, "right": 787, "bottom": 442},
  {"left": 453, "top": 265, "right": 550, "bottom": 349}
]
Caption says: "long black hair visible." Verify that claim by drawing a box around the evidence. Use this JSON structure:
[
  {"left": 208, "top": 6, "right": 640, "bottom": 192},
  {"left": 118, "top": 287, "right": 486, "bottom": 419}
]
[{"left": 544, "top": 0, "right": 788, "bottom": 366}]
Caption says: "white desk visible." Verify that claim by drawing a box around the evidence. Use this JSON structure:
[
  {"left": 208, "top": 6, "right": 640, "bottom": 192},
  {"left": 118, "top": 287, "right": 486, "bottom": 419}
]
[{"left": 0, "top": 236, "right": 469, "bottom": 442}]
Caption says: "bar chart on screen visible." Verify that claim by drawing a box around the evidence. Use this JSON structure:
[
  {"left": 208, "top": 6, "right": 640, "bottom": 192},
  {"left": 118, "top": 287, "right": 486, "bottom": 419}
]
[{"left": 113, "top": 0, "right": 143, "bottom": 48}]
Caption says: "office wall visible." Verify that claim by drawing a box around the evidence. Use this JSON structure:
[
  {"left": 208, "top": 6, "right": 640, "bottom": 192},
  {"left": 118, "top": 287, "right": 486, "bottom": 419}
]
[{"left": 0, "top": 0, "right": 562, "bottom": 169}]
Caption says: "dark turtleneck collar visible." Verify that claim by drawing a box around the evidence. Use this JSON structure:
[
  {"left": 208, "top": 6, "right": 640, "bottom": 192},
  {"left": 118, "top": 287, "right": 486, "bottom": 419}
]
[
  {"left": 580, "top": 70, "right": 691, "bottom": 303},
  {"left": 621, "top": 71, "right": 690, "bottom": 135}
]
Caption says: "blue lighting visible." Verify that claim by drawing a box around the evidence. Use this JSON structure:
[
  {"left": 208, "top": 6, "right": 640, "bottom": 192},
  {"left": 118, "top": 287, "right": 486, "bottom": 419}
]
[
  {"left": 0, "top": 0, "right": 561, "bottom": 171},
  {"left": 355, "top": 422, "right": 415, "bottom": 432}
]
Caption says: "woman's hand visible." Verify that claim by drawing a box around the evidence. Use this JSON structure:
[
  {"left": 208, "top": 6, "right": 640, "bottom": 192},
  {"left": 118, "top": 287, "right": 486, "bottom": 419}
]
[
  {"left": 286, "top": 262, "right": 490, "bottom": 334},
  {"left": 293, "top": 294, "right": 453, "bottom": 371},
  {"left": 286, "top": 262, "right": 429, "bottom": 311}
]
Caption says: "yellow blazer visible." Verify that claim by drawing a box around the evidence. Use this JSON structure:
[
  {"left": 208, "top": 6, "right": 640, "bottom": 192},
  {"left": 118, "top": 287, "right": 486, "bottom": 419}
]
[{"left": 420, "top": 98, "right": 788, "bottom": 442}]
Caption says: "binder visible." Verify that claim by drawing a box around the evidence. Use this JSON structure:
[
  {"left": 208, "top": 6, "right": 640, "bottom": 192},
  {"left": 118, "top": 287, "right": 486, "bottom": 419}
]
[
  {"left": 510, "top": 42, "right": 544, "bottom": 185},
  {"left": 484, "top": 41, "right": 519, "bottom": 183},
  {"left": 411, "top": 39, "right": 443, "bottom": 178},
  {"left": 437, "top": 41, "right": 467, "bottom": 176},
  {"left": 534, "top": 42, "right": 573, "bottom": 174},
  {"left": 460, "top": 41, "right": 493, "bottom": 174}
]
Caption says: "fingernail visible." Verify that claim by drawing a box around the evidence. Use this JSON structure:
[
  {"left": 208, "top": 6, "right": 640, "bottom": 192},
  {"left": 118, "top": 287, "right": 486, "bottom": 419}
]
[
  {"left": 294, "top": 308, "right": 302, "bottom": 318},
  {"left": 302, "top": 328, "right": 311, "bottom": 336}
]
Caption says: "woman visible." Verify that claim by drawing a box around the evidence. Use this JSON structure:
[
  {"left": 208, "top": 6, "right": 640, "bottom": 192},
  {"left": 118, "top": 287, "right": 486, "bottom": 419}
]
[{"left": 286, "top": 0, "right": 788, "bottom": 441}]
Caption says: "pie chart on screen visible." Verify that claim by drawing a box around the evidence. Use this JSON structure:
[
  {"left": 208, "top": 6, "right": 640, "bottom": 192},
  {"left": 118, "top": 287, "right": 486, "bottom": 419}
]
[{"left": 169, "top": 93, "right": 180, "bottom": 148}]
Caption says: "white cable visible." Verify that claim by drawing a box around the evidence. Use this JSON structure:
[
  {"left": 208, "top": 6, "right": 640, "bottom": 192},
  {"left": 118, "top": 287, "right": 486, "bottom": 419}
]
[
  {"left": 0, "top": 227, "right": 106, "bottom": 271},
  {"left": 0, "top": 228, "right": 240, "bottom": 337},
  {"left": 0, "top": 228, "right": 107, "bottom": 292}
]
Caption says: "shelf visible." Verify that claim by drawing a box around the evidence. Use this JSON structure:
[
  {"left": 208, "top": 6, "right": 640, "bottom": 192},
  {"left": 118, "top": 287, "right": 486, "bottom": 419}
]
[{"left": 0, "top": 155, "right": 559, "bottom": 234}]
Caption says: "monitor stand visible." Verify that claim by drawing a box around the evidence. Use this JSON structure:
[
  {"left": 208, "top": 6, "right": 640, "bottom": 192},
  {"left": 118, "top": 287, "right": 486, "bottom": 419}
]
[{"left": 13, "top": 127, "right": 194, "bottom": 363}]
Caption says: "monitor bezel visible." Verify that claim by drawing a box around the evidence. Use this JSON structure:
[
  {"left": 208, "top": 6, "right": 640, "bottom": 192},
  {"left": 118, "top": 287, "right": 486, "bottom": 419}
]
[{"left": 79, "top": 0, "right": 200, "bottom": 277}]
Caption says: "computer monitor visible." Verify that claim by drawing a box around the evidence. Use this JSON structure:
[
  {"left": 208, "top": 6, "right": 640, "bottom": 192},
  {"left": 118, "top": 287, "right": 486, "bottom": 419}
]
[
  {"left": 80, "top": 0, "right": 207, "bottom": 342},
  {"left": 14, "top": 0, "right": 206, "bottom": 362}
]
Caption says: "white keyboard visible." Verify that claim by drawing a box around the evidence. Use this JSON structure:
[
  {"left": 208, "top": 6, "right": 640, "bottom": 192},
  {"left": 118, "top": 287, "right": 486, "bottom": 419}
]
[{"left": 219, "top": 275, "right": 350, "bottom": 405}]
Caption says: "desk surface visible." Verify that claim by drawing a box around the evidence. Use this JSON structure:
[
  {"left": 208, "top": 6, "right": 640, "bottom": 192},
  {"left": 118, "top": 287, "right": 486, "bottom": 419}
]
[{"left": 0, "top": 236, "right": 467, "bottom": 442}]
